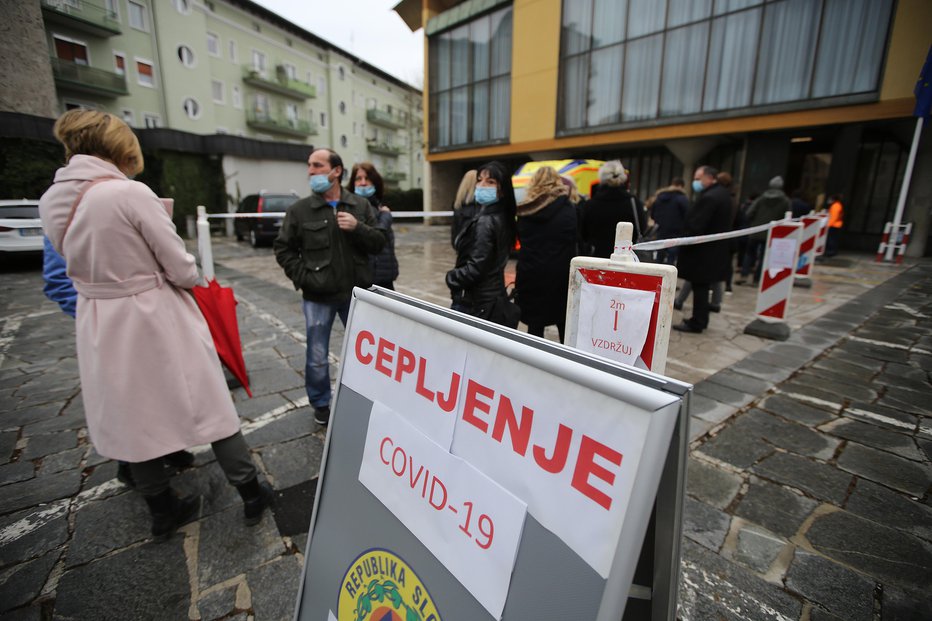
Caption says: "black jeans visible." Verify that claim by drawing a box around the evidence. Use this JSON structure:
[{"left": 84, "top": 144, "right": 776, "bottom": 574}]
[{"left": 687, "top": 282, "right": 711, "bottom": 331}]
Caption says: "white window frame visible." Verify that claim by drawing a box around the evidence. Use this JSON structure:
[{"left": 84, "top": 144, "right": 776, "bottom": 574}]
[
  {"left": 177, "top": 44, "right": 196, "bottom": 68},
  {"left": 206, "top": 32, "right": 221, "bottom": 57},
  {"left": 135, "top": 57, "right": 155, "bottom": 87},
  {"left": 211, "top": 79, "right": 225, "bottom": 104},
  {"left": 127, "top": 0, "right": 147, "bottom": 31},
  {"left": 53, "top": 34, "right": 91, "bottom": 66},
  {"left": 121, "top": 109, "right": 135, "bottom": 126},
  {"left": 251, "top": 49, "right": 267, "bottom": 76},
  {"left": 171, "top": 0, "right": 190, "bottom": 15},
  {"left": 282, "top": 62, "right": 297, "bottom": 80},
  {"left": 317, "top": 76, "right": 326, "bottom": 95},
  {"left": 143, "top": 113, "right": 161, "bottom": 128},
  {"left": 105, "top": 0, "right": 119, "bottom": 21},
  {"left": 113, "top": 51, "right": 126, "bottom": 75},
  {"left": 228, "top": 40, "right": 238, "bottom": 64},
  {"left": 232, "top": 85, "right": 242, "bottom": 109},
  {"left": 182, "top": 97, "right": 201, "bottom": 120}
]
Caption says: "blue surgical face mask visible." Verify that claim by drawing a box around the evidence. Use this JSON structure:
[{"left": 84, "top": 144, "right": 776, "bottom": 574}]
[
  {"left": 309, "top": 173, "right": 332, "bottom": 194},
  {"left": 354, "top": 185, "right": 376, "bottom": 198},
  {"left": 692, "top": 179, "right": 705, "bottom": 193},
  {"left": 474, "top": 186, "right": 498, "bottom": 206}
]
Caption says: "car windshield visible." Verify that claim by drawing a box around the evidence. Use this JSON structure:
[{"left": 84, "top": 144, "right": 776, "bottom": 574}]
[
  {"left": 0, "top": 205, "right": 40, "bottom": 219},
  {"left": 262, "top": 196, "right": 296, "bottom": 211}
]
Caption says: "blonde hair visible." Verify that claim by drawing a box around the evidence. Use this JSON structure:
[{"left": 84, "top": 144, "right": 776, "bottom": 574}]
[
  {"left": 53, "top": 109, "right": 144, "bottom": 177},
  {"left": 599, "top": 160, "right": 627, "bottom": 187},
  {"left": 521, "top": 166, "right": 567, "bottom": 205},
  {"left": 453, "top": 169, "right": 478, "bottom": 209}
]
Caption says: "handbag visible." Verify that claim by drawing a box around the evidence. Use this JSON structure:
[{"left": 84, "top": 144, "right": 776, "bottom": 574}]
[{"left": 477, "top": 293, "right": 521, "bottom": 329}]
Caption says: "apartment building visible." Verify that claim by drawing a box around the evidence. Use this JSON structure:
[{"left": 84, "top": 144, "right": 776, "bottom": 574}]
[
  {"left": 396, "top": 0, "right": 932, "bottom": 255},
  {"left": 38, "top": 0, "right": 424, "bottom": 192}
]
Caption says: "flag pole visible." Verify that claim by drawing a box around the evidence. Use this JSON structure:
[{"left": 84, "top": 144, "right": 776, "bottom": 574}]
[{"left": 884, "top": 116, "right": 923, "bottom": 262}]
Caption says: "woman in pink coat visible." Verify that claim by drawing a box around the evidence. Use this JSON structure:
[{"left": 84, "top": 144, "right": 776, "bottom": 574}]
[{"left": 39, "top": 109, "right": 270, "bottom": 540}]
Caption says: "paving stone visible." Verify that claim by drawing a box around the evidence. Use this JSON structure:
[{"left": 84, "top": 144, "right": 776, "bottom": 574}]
[
  {"left": 0, "top": 462, "right": 35, "bottom": 487},
  {"left": 0, "top": 470, "right": 82, "bottom": 516},
  {"left": 806, "top": 510, "right": 932, "bottom": 592},
  {"left": 777, "top": 379, "right": 851, "bottom": 408},
  {"left": 19, "top": 431, "right": 78, "bottom": 461},
  {"left": 758, "top": 393, "right": 837, "bottom": 425},
  {"left": 732, "top": 523, "right": 785, "bottom": 573},
  {"left": 0, "top": 504, "right": 69, "bottom": 569},
  {"left": 678, "top": 540, "right": 802, "bottom": 621},
  {"left": 53, "top": 539, "right": 190, "bottom": 619},
  {"left": 876, "top": 369, "right": 931, "bottom": 394},
  {"left": 247, "top": 556, "right": 303, "bottom": 621},
  {"left": 808, "top": 607, "right": 846, "bottom": 621},
  {"left": 878, "top": 390, "right": 932, "bottom": 416},
  {"left": 726, "top": 358, "right": 794, "bottom": 384},
  {"left": 689, "top": 394, "right": 738, "bottom": 425},
  {"left": 197, "top": 584, "right": 238, "bottom": 621},
  {"left": 854, "top": 326, "right": 919, "bottom": 347},
  {"left": 697, "top": 423, "right": 774, "bottom": 470},
  {"left": 694, "top": 380, "right": 754, "bottom": 408},
  {"left": 821, "top": 418, "right": 925, "bottom": 462},
  {"left": 37, "top": 447, "right": 85, "bottom": 476},
  {"left": 243, "top": 410, "right": 316, "bottom": 449},
  {"left": 686, "top": 458, "right": 743, "bottom": 509},
  {"left": 244, "top": 366, "right": 305, "bottom": 399},
  {"left": 197, "top": 505, "right": 284, "bottom": 588},
  {"left": 753, "top": 452, "right": 852, "bottom": 505},
  {"left": 811, "top": 357, "right": 878, "bottom": 382},
  {"left": 836, "top": 340, "right": 910, "bottom": 364},
  {"left": 845, "top": 478, "right": 932, "bottom": 542},
  {"left": 233, "top": 393, "right": 293, "bottom": 421},
  {"left": 171, "top": 463, "right": 241, "bottom": 519},
  {"left": 746, "top": 408, "right": 840, "bottom": 459},
  {"left": 785, "top": 549, "right": 875, "bottom": 621},
  {"left": 844, "top": 401, "right": 918, "bottom": 431},
  {"left": 0, "top": 550, "right": 59, "bottom": 613},
  {"left": 2, "top": 404, "right": 64, "bottom": 429},
  {"left": 0, "top": 432, "right": 18, "bottom": 462},
  {"left": 688, "top": 416, "right": 714, "bottom": 442},
  {"left": 67, "top": 491, "right": 152, "bottom": 567},
  {"left": 683, "top": 497, "right": 731, "bottom": 551},
  {"left": 837, "top": 442, "right": 932, "bottom": 496},
  {"left": 734, "top": 478, "right": 818, "bottom": 538},
  {"left": 0, "top": 604, "right": 43, "bottom": 621},
  {"left": 259, "top": 434, "right": 325, "bottom": 489},
  {"left": 786, "top": 371, "right": 880, "bottom": 403},
  {"left": 21, "top": 409, "right": 86, "bottom": 435},
  {"left": 881, "top": 584, "right": 932, "bottom": 621},
  {"left": 919, "top": 437, "right": 932, "bottom": 463},
  {"left": 704, "top": 369, "right": 772, "bottom": 398}
]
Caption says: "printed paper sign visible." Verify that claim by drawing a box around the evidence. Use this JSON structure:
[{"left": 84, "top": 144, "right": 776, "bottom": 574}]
[
  {"left": 359, "top": 402, "right": 527, "bottom": 619},
  {"left": 575, "top": 282, "right": 654, "bottom": 366},
  {"left": 450, "top": 347, "right": 651, "bottom": 578},
  {"left": 768, "top": 237, "right": 797, "bottom": 274},
  {"left": 342, "top": 302, "right": 466, "bottom": 448}
]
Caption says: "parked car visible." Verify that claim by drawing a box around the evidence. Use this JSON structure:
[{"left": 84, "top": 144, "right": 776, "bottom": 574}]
[
  {"left": 0, "top": 200, "right": 44, "bottom": 254},
  {"left": 234, "top": 192, "right": 299, "bottom": 247}
]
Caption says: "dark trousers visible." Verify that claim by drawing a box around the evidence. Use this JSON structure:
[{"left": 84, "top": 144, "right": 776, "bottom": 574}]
[
  {"left": 826, "top": 227, "right": 841, "bottom": 256},
  {"left": 129, "top": 431, "right": 257, "bottom": 496},
  {"left": 687, "top": 282, "right": 711, "bottom": 331},
  {"left": 527, "top": 320, "right": 566, "bottom": 344}
]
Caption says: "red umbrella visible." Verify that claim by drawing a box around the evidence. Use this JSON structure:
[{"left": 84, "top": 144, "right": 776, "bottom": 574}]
[{"left": 193, "top": 278, "right": 252, "bottom": 397}]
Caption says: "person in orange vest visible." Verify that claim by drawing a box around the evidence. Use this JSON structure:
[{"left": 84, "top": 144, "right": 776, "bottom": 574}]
[{"left": 826, "top": 194, "right": 844, "bottom": 257}]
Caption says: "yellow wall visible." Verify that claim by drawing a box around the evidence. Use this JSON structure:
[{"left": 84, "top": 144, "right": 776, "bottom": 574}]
[
  {"left": 509, "top": 0, "right": 562, "bottom": 144},
  {"left": 880, "top": 0, "right": 932, "bottom": 101}
]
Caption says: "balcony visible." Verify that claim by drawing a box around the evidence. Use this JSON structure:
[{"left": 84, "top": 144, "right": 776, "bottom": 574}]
[
  {"left": 41, "top": 0, "right": 121, "bottom": 37},
  {"left": 50, "top": 57, "right": 128, "bottom": 98},
  {"left": 383, "top": 171, "right": 407, "bottom": 183},
  {"left": 366, "top": 108, "right": 406, "bottom": 129},
  {"left": 246, "top": 111, "right": 317, "bottom": 137},
  {"left": 366, "top": 140, "right": 403, "bottom": 157},
  {"left": 242, "top": 66, "right": 315, "bottom": 100}
]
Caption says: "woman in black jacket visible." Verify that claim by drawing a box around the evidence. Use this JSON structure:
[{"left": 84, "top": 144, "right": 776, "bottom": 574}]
[
  {"left": 446, "top": 161, "right": 517, "bottom": 326},
  {"left": 348, "top": 162, "right": 399, "bottom": 290},
  {"left": 515, "top": 166, "right": 577, "bottom": 342},
  {"left": 580, "top": 160, "right": 647, "bottom": 257}
]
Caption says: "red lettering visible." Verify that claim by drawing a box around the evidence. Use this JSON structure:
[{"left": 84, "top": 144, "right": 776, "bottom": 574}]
[
  {"left": 463, "top": 379, "right": 494, "bottom": 433},
  {"left": 375, "top": 338, "right": 395, "bottom": 377},
  {"left": 428, "top": 476, "right": 447, "bottom": 510},
  {"left": 391, "top": 446, "right": 406, "bottom": 476},
  {"left": 415, "top": 357, "right": 435, "bottom": 402},
  {"left": 572, "top": 435, "right": 623, "bottom": 510},
  {"left": 379, "top": 436, "right": 392, "bottom": 465},
  {"left": 355, "top": 330, "right": 375, "bottom": 364},
  {"left": 408, "top": 457, "right": 425, "bottom": 493},
  {"left": 491, "top": 396, "right": 533, "bottom": 456},
  {"left": 532, "top": 424, "right": 572, "bottom": 473},
  {"left": 436, "top": 372, "right": 461, "bottom": 412},
  {"left": 395, "top": 347, "right": 416, "bottom": 383}
]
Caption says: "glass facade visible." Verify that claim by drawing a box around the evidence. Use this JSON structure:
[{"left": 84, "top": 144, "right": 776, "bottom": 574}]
[
  {"left": 429, "top": 5, "right": 513, "bottom": 150},
  {"left": 559, "top": 0, "right": 894, "bottom": 132}
]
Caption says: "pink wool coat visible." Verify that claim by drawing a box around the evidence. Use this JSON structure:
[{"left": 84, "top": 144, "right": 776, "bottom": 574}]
[{"left": 39, "top": 155, "right": 241, "bottom": 462}]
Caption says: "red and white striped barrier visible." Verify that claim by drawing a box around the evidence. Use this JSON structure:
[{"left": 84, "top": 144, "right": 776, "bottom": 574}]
[
  {"left": 744, "top": 222, "right": 803, "bottom": 341},
  {"left": 814, "top": 213, "right": 829, "bottom": 257},
  {"left": 876, "top": 222, "right": 912, "bottom": 263},
  {"left": 794, "top": 215, "right": 821, "bottom": 286}
]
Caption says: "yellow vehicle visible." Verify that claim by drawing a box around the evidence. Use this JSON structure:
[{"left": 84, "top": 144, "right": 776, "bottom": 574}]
[{"left": 512, "top": 159, "right": 604, "bottom": 203}]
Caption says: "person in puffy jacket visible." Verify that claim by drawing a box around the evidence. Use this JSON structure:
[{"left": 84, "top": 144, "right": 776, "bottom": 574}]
[
  {"left": 347, "top": 161, "right": 399, "bottom": 290},
  {"left": 446, "top": 161, "right": 517, "bottom": 326},
  {"left": 647, "top": 177, "right": 689, "bottom": 265}
]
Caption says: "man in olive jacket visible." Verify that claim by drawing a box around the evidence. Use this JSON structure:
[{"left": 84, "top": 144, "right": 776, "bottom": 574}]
[{"left": 273, "top": 148, "right": 386, "bottom": 426}]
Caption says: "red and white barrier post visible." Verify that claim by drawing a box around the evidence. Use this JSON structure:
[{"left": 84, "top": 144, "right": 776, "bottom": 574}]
[
  {"left": 814, "top": 213, "right": 829, "bottom": 257},
  {"left": 744, "top": 221, "right": 803, "bottom": 341},
  {"left": 794, "top": 215, "right": 821, "bottom": 288},
  {"left": 876, "top": 222, "right": 913, "bottom": 263}
]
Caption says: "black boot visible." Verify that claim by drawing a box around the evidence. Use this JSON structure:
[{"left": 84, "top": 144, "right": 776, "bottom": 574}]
[
  {"left": 116, "top": 462, "right": 136, "bottom": 488},
  {"left": 143, "top": 489, "right": 200, "bottom": 542},
  {"left": 236, "top": 477, "right": 273, "bottom": 526},
  {"left": 164, "top": 450, "right": 195, "bottom": 468}
]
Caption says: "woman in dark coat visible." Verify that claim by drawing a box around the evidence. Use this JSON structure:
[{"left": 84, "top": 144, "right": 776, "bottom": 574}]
[
  {"left": 348, "top": 162, "right": 399, "bottom": 290},
  {"left": 580, "top": 160, "right": 647, "bottom": 257},
  {"left": 515, "top": 166, "right": 577, "bottom": 342},
  {"left": 446, "top": 161, "right": 517, "bottom": 327}
]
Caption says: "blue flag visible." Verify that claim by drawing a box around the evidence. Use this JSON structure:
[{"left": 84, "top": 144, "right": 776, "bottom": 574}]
[{"left": 915, "top": 44, "right": 932, "bottom": 119}]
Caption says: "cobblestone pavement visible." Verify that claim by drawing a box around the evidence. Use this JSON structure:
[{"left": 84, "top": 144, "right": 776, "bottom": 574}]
[{"left": 0, "top": 224, "right": 929, "bottom": 620}]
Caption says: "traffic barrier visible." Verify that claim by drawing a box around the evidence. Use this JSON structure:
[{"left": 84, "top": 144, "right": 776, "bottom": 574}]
[
  {"left": 814, "top": 213, "right": 829, "bottom": 256},
  {"left": 794, "top": 215, "right": 822, "bottom": 287},
  {"left": 743, "top": 222, "right": 803, "bottom": 341},
  {"left": 876, "top": 222, "right": 912, "bottom": 263}
]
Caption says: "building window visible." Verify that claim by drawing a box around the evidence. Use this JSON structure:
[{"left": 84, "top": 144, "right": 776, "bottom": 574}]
[
  {"left": 338, "top": 65, "right": 345, "bottom": 80},
  {"left": 282, "top": 63, "right": 297, "bottom": 80},
  {"left": 211, "top": 79, "right": 224, "bottom": 103},
  {"left": 54, "top": 36, "right": 89, "bottom": 65},
  {"left": 252, "top": 50, "right": 267, "bottom": 76},
  {"left": 113, "top": 52, "right": 126, "bottom": 75},
  {"left": 317, "top": 76, "right": 326, "bottom": 95},
  {"left": 172, "top": 0, "right": 190, "bottom": 14},
  {"left": 183, "top": 97, "right": 201, "bottom": 119},
  {"left": 105, "top": 0, "right": 119, "bottom": 20},
  {"left": 558, "top": 0, "right": 894, "bottom": 132},
  {"left": 320, "top": 112, "right": 327, "bottom": 128},
  {"left": 206, "top": 32, "right": 220, "bottom": 57},
  {"left": 340, "top": 135, "right": 348, "bottom": 147},
  {"left": 229, "top": 40, "right": 237, "bottom": 63},
  {"left": 339, "top": 101, "right": 346, "bottom": 114},
  {"left": 127, "top": 1, "right": 147, "bottom": 31},
  {"left": 286, "top": 103, "right": 299, "bottom": 127},
  {"left": 428, "top": 5, "right": 513, "bottom": 149},
  {"left": 143, "top": 113, "right": 161, "bottom": 128},
  {"left": 177, "top": 45, "right": 196, "bottom": 67},
  {"left": 136, "top": 59, "right": 154, "bottom": 87},
  {"left": 254, "top": 94, "right": 269, "bottom": 117},
  {"left": 232, "top": 85, "right": 242, "bottom": 109},
  {"left": 121, "top": 109, "right": 135, "bottom": 125}
]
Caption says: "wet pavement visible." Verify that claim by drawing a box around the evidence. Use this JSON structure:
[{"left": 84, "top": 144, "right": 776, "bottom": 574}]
[{"left": 0, "top": 223, "right": 929, "bottom": 620}]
